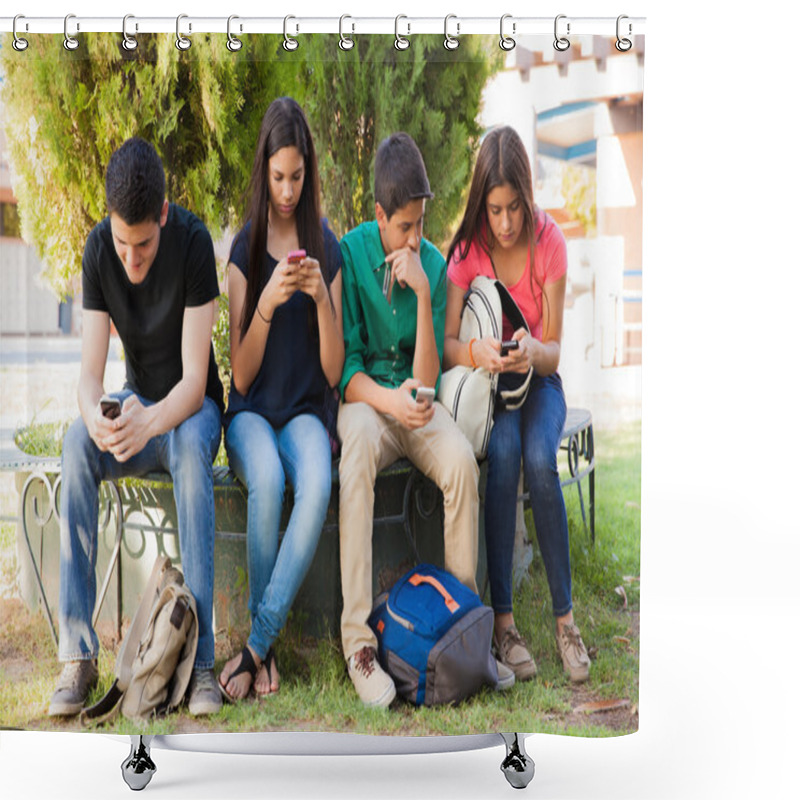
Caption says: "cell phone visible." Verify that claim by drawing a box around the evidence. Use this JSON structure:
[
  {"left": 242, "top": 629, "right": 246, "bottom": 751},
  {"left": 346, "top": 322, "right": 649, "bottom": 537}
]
[
  {"left": 100, "top": 395, "right": 121, "bottom": 420},
  {"left": 287, "top": 249, "right": 307, "bottom": 265},
  {"left": 500, "top": 340, "right": 520, "bottom": 356},
  {"left": 415, "top": 386, "right": 435, "bottom": 409}
]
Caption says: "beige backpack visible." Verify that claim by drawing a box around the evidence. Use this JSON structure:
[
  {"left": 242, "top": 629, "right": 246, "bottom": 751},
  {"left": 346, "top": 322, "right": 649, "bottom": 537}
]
[{"left": 81, "top": 555, "right": 198, "bottom": 724}]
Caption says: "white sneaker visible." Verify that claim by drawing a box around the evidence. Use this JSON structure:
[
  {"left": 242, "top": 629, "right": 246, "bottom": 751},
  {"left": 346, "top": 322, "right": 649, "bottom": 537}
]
[{"left": 347, "top": 646, "right": 396, "bottom": 708}]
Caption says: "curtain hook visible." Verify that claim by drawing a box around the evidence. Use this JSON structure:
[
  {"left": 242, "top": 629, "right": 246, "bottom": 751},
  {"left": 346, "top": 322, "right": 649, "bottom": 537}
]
[
  {"left": 63, "top": 14, "right": 79, "bottom": 51},
  {"left": 122, "top": 14, "right": 138, "bottom": 51},
  {"left": 499, "top": 14, "right": 515, "bottom": 51},
  {"left": 339, "top": 14, "right": 354, "bottom": 51},
  {"left": 554, "top": 14, "right": 570, "bottom": 52},
  {"left": 615, "top": 15, "right": 633, "bottom": 52},
  {"left": 13, "top": 14, "right": 29, "bottom": 52},
  {"left": 444, "top": 14, "right": 460, "bottom": 51},
  {"left": 176, "top": 14, "right": 192, "bottom": 51},
  {"left": 227, "top": 15, "right": 242, "bottom": 52},
  {"left": 394, "top": 15, "right": 410, "bottom": 51},
  {"left": 283, "top": 15, "right": 299, "bottom": 51}
]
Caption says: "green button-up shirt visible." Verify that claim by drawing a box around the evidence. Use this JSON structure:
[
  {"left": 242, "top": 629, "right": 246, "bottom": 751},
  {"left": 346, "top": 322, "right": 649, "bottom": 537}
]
[{"left": 339, "top": 220, "right": 447, "bottom": 396}]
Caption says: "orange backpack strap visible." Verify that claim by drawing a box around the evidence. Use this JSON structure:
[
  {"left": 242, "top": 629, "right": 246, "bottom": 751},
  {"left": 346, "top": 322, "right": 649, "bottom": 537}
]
[{"left": 409, "top": 573, "right": 461, "bottom": 614}]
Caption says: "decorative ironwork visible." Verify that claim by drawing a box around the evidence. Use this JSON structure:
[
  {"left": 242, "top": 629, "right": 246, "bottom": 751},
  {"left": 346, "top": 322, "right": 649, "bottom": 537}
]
[{"left": 19, "top": 466, "right": 124, "bottom": 651}]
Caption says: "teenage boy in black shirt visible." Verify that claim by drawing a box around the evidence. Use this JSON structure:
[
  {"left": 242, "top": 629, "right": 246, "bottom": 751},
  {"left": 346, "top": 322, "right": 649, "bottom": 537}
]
[{"left": 49, "top": 137, "right": 225, "bottom": 717}]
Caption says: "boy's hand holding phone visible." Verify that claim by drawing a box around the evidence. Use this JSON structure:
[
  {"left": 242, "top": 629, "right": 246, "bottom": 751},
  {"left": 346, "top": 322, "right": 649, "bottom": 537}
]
[
  {"left": 90, "top": 394, "right": 120, "bottom": 452},
  {"left": 393, "top": 379, "right": 435, "bottom": 430},
  {"left": 414, "top": 385, "right": 435, "bottom": 410}
]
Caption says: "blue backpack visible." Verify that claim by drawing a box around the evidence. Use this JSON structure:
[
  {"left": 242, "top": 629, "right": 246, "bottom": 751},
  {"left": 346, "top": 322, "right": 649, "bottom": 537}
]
[{"left": 368, "top": 563, "right": 498, "bottom": 706}]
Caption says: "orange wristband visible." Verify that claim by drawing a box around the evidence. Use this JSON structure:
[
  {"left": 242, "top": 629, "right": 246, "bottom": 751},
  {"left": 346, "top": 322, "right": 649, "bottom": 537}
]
[{"left": 468, "top": 338, "right": 478, "bottom": 368}]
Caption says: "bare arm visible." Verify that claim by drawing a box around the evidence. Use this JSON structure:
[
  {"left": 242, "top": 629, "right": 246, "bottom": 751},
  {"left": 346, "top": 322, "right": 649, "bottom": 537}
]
[
  {"left": 78, "top": 309, "right": 117, "bottom": 451},
  {"left": 229, "top": 257, "right": 302, "bottom": 396},
  {"left": 387, "top": 247, "right": 439, "bottom": 388},
  {"left": 443, "top": 279, "right": 504, "bottom": 373},
  {"left": 344, "top": 372, "right": 433, "bottom": 430},
  {"left": 296, "top": 258, "right": 344, "bottom": 388},
  {"left": 317, "top": 270, "right": 344, "bottom": 387},
  {"left": 105, "top": 301, "right": 215, "bottom": 462}
]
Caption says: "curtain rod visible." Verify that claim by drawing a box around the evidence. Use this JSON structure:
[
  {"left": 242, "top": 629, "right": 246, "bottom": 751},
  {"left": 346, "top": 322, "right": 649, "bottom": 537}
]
[{"left": 1, "top": 15, "right": 646, "bottom": 37}]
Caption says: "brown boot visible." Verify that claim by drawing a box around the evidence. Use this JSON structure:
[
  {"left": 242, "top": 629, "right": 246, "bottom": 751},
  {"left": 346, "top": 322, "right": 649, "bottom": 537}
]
[{"left": 556, "top": 623, "right": 591, "bottom": 683}]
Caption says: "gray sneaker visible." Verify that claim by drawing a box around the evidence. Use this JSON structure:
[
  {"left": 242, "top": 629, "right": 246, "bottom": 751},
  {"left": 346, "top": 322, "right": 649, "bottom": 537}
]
[
  {"left": 493, "top": 657, "right": 516, "bottom": 691},
  {"left": 48, "top": 660, "right": 99, "bottom": 717},
  {"left": 187, "top": 668, "right": 223, "bottom": 716}
]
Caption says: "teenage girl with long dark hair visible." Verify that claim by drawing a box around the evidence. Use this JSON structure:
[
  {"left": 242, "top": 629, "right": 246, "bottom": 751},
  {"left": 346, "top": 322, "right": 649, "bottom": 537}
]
[
  {"left": 444, "top": 126, "right": 590, "bottom": 683},
  {"left": 218, "top": 97, "right": 344, "bottom": 701}
]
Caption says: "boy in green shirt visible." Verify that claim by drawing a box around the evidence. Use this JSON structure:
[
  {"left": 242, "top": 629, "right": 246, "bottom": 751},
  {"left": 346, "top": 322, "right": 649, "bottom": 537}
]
[{"left": 338, "top": 133, "right": 512, "bottom": 707}]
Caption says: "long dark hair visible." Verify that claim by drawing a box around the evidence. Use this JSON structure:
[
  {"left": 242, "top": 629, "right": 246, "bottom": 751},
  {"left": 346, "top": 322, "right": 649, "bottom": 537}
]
[
  {"left": 447, "top": 126, "right": 547, "bottom": 318},
  {"left": 237, "top": 97, "right": 327, "bottom": 336}
]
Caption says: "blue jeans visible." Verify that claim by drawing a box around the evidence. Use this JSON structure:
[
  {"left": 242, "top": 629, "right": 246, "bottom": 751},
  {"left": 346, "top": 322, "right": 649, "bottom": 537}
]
[
  {"left": 485, "top": 373, "right": 572, "bottom": 617},
  {"left": 225, "top": 411, "right": 331, "bottom": 660},
  {"left": 58, "top": 392, "right": 222, "bottom": 670}
]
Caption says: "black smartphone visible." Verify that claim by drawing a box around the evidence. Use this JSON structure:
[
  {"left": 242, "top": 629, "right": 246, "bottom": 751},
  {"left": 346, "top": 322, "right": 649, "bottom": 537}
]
[
  {"left": 100, "top": 395, "right": 121, "bottom": 420},
  {"left": 500, "top": 340, "right": 520, "bottom": 356}
]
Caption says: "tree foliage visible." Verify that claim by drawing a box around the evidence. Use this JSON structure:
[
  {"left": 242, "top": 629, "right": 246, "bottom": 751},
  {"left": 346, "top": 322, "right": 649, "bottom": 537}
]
[
  {"left": 1, "top": 33, "right": 499, "bottom": 298},
  {"left": 302, "top": 36, "right": 500, "bottom": 248}
]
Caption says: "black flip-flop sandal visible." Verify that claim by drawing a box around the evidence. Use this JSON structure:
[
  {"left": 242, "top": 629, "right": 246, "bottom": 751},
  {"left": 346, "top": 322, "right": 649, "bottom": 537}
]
[
  {"left": 254, "top": 648, "right": 279, "bottom": 698},
  {"left": 218, "top": 646, "right": 258, "bottom": 703}
]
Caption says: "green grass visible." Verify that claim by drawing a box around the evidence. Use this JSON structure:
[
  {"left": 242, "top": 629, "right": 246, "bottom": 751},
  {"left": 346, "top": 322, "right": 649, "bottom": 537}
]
[
  {"left": 13, "top": 420, "right": 69, "bottom": 458},
  {"left": 1, "top": 421, "right": 640, "bottom": 737}
]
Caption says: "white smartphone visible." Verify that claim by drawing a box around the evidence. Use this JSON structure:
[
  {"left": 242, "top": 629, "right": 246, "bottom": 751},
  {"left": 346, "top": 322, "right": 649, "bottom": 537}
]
[{"left": 415, "top": 386, "right": 435, "bottom": 409}]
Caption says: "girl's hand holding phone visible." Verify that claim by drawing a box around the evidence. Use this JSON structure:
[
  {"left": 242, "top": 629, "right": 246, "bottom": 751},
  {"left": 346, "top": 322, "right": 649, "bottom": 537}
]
[
  {"left": 500, "top": 329, "right": 535, "bottom": 373},
  {"left": 260, "top": 255, "right": 303, "bottom": 318},
  {"left": 472, "top": 337, "right": 504, "bottom": 373},
  {"left": 296, "top": 256, "right": 328, "bottom": 306}
]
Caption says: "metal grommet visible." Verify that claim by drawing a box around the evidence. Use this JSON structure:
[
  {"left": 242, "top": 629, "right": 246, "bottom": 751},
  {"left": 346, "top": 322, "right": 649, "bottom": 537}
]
[
  {"left": 339, "top": 14, "right": 354, "bottom": 51},
  {"left": 499, "top": 14, "right": 515, "bottom": 51},
  {"left": 394, "top": 15, "right": 410, "bottom": 51},
  {"left": 227, "top": 15, "right": 242, "bottom": 52},
  {"left": 63, "top": 14, "right": 79, "bottom": 51},
  {"left": 12, "top": 15, "right": 29, "bottom": 52},
  {"left": 615, "top": 15, "right": 633, "bottom": 52},
  {"left": 283, "top": 15, "right": 299, "bottom": 51},
  {"left": 554, "top": 14, "right": 570, "bottom": 52},
  {"left": 443, "top": 14, "right": 459, "bottom": 51},
  {"left": 122, "top": 14, "right": 138, "bottom": 51},
  {"left": 176, "top": 14, "right": 192, "bottom": 51}
]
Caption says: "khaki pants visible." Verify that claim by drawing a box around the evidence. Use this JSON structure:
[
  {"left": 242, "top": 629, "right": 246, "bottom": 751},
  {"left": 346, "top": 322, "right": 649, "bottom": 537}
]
[{"left": 337, "top": 401, "right": 480, "bottom": 660}]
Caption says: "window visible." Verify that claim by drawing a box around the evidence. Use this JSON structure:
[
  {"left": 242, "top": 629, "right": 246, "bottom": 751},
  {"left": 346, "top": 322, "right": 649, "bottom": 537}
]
[{"left": 1, "top": 202, "right": 21, "bottom": 238}]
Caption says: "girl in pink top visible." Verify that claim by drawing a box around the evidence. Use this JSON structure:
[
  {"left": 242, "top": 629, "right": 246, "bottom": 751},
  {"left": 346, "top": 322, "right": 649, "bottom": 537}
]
[{"left": 444, "top": 126, "right": 591, "bottom": 683}]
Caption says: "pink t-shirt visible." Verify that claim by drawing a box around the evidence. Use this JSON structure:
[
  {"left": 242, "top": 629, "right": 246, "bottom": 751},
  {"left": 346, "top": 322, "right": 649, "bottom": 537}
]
[{"left": 447, "top": 211, "right": 567, "bottom": 341}]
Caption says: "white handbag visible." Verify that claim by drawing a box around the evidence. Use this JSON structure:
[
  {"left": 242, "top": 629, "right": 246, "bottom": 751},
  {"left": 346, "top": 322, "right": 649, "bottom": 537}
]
[{"left": 438, "top": 276, "right": 532, "bottom": 460}]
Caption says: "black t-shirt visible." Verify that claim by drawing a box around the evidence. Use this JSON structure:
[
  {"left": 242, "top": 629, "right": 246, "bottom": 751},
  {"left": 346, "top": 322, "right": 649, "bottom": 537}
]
[
  {"left": 225, "top": 220, "right": 342, "bottom": 429},
  {"left": 82, "top": 204, "right": 224, "bottom": 413}
]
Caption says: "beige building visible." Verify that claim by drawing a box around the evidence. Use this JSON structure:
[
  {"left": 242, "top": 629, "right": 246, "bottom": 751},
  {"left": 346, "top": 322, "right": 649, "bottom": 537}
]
[{"left": 479, "top": 35, "right": 644, "bottom": 421}]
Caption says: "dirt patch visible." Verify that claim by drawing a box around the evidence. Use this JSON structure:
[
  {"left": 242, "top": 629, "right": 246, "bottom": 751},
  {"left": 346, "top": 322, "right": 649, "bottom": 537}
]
[{"left": 567, "top": 685, "right": 638, "bottom": 732}]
